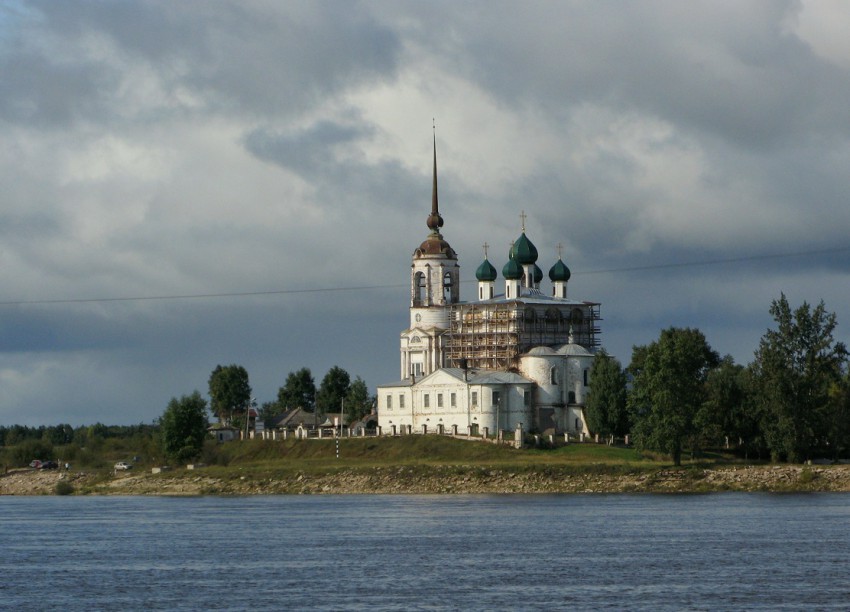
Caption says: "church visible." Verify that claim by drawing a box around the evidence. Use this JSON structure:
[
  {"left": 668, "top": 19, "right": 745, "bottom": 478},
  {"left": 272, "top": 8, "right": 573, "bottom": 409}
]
[{"left": 376, "top": 137, "right": 602, "bottom": 436}]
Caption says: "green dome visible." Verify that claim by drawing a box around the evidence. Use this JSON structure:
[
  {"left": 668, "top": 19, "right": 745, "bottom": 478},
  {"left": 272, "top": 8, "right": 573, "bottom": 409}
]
[
  {"left": 511, "top": 232, "right": 538, "bottom": 265},
  {"left": 548, "top": 258, "right": 571, "bottom": 282},
  {"left": 533, "top": 263, "right": 543, "bottom": 284},
  {"left": 502, "top": 257, "right": 523, "bottom": 280},
  {"left": 475, "top": 258, "right": 497, "bottom": 282}
]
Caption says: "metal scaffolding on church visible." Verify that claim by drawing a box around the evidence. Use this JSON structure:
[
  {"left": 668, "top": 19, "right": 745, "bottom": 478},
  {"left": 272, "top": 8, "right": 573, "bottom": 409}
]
[{"left": 444, "top": 300, "right": 601, "bottom": 371}]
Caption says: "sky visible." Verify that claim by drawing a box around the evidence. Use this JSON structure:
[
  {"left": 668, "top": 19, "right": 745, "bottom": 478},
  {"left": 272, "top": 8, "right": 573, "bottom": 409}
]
[{"left": 2, "top": 0, "right": 850, "bottom": 426}]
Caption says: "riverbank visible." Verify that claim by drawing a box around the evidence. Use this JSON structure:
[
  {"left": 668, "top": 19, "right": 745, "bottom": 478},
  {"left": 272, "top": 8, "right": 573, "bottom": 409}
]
[{"left": 4, "top": 463, "right": 850, "bottom": 495}]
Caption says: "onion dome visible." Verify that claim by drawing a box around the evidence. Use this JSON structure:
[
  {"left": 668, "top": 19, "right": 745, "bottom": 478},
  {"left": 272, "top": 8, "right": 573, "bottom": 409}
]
[
  {"left": 476, "top": 258, "right": 497, "bottom": 282},
  {"left": 415, "top": 235, "right": 456, "bottom": 258},
  {"left": 548, "top": 258, "right": 571, "bottom": 282},
  {"left": 532, "top": 263, "right": 543, "bottom": 284},
  {"left": 502, "top": 257, "right": 523, "bottom": 280},
  {"left": 511, "top": 232, "right": 538, "bottom": 265}
]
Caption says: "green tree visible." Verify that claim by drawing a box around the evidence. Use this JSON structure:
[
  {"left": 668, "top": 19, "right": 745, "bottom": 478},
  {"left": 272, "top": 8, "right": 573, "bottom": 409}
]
[
  {"left": 345, "top": 376, "right": 373, "bottom": 423},
  {"left": 316, "top": 366, "right": 351, "bottom": 416},
  {"left": 750, "top": 294, "right": 847, "bottom": 462},
  {"left": 628, "top": 327, "right": 719, "bottom": 465},
  {"left": 259, "top": 401, "right": 284, "bottom": 428},
  {"left": 277, "top": 368, "right": 316, "bottom": 412},
  {"left": 701, "top": 356, "right": 761, "bottom": 457},
  {"left": 585, "top": 350, "right": 629, "bottom": 437},
  {"left": 160, "top": 391, "right": 209, "bottom": 463},
  {"left": 208, "top": 364, "right": 252, "bottom": 424}
]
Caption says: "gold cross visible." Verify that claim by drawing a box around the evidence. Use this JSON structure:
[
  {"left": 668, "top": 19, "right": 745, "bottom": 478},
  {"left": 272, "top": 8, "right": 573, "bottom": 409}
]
[
  {"left": 482, "top": 242, "right": 489, "bottom": 259},
  {"left": 520, "top": 210, "right": 527, "bottom": 232}
]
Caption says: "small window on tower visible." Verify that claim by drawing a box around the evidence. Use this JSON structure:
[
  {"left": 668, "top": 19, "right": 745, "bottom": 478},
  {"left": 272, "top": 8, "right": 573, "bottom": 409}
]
[{"left": 472, "top": 391, "right": 478, "bottom": 407}]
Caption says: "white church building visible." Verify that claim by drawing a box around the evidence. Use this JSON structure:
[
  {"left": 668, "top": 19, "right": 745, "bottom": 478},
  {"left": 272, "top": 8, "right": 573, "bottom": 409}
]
[{"left": 376, "top": 138, "right": 601, "bottom": 436}]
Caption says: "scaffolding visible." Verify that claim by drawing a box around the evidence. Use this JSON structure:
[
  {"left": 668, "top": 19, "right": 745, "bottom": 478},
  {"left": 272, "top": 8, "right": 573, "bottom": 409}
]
[{"left": 444, "top": 301, "right": 601, "bottom": 371}]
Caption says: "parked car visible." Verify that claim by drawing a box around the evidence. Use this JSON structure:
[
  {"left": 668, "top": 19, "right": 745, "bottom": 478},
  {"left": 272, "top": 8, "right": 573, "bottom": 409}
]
[
  {"left": 114, "top": 462, "right": 133, "bottom": 471},
  {"left": 41, "top": 460, "right": 58, "bottom": 469},
  {"left": 29, "top": 460, "right": 42, "bottom": 469}
]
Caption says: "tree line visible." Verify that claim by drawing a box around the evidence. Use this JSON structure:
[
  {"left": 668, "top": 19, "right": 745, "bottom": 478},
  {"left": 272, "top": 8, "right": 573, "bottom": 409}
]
[
  {"left": 159, "top": 365, "right": 375, "bottom": 462},
  {"left": 585, "top": 294, "right": 850, "bottom": 465}
]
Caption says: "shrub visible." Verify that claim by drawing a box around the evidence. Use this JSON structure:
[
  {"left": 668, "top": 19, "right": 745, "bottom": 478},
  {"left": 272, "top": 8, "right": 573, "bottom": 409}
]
[{"left": 55, "top": 480, "right": 74, "bottom": 496}]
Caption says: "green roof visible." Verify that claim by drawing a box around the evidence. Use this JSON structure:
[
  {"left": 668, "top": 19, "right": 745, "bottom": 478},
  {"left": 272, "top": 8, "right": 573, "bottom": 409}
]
[
  {"left": 475, "top": 258, "right": 498, "bottom": 282},
  {"left": 548, "top": 258, "right": 571, "bottom": 282},
  {"left": 511, "top": 232, "right": 538, "bottom": 265}
]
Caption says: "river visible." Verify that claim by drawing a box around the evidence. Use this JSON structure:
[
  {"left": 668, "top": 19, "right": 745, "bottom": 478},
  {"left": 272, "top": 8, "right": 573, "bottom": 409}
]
[{"left": 2, "top": 493, "right": 848, "bottom": 610}]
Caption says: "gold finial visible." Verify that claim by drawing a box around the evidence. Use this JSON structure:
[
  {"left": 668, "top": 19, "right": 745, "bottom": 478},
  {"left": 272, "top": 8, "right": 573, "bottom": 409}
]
[
  {"left": 482, "top": 242, "right": 489, "bottom": 259},
  {"left": 557, "top": 242, "right": 563, "bottom": 259},
  {"left": 520, "top": 210, "right": 527, "bottom": 232}
]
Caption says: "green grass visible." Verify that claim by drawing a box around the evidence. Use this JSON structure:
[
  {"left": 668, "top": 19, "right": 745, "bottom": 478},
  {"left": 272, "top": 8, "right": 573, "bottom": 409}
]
[{"left": 201, "top": 436, "right": 672, "bottom": 476}]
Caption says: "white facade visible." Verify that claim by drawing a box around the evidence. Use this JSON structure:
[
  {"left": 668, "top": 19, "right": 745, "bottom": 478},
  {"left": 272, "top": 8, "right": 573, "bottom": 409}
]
[{"left": 377, "top": 138, "right": 599, "bottom": 436}]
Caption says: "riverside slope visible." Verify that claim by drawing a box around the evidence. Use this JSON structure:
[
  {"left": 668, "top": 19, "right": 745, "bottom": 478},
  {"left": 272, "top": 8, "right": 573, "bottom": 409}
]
[{"left": 4, "top": 464, "right": 850, "bottom": 495}]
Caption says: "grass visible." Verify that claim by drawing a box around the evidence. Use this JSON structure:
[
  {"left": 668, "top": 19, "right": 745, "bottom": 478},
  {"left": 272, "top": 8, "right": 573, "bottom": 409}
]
[{"left": 198, "top": 436, "right": 686, "bottom": 480}]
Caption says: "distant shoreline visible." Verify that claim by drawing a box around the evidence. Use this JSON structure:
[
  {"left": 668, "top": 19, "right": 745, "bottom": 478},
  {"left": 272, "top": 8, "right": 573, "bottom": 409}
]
[{"left": 4, "top": 464, "right": 850, "bottom": 496}]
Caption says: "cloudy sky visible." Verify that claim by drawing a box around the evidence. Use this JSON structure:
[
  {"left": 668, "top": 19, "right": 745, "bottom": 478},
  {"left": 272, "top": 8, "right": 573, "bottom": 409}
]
[{"left": 2, "top": 0, "right": 850, "bottom": 426}]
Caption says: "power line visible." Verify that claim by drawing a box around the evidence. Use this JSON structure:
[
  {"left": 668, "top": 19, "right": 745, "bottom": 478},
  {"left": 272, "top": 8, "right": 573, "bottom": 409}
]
[{"left": 0, "top": 245, "right": 846, "bottom": 307}]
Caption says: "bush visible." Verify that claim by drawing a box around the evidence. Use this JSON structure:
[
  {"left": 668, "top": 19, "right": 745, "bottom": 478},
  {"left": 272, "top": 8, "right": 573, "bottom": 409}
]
[
  {"left": 55, "top": 480, "right": 74, "bottom": 496},
  {"left": 11, "top": 439, "right": 55, "bottom": 467}
]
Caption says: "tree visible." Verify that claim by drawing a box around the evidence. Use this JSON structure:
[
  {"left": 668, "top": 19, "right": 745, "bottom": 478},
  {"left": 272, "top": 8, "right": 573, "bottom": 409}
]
[
  {"left": 585, "top": 350, "right": 629, "bottom": 437},
  {"left": 345, "top": 376, "right": 374, "bottom": 423},
  {"left": 259, "top": 401, "right": 284, "bottom": 429},
  {"left": 316, "top": 366, "right": 351, "bottom": 416},
  {"left": 628, "top": 327, "right": 719, "bottom": 465},
  {"left": 160, "top": 391, "right": 208, "bottom": 463},
  {"left": 208, "top": 364, "right": 252, "bottom": 424},
  {"left": 277, "top": 368, "right": 316, "bottom": 412},
  {"left": 701, "top": 356, "right": 760, "bottom": 457},
  {"left": 750, "top": 294, "right": 847, "bottom": 462}
]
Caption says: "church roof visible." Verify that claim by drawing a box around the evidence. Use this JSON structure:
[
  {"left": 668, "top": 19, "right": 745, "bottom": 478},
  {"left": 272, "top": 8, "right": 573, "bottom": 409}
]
[
  {"left": 524, "top": 346, "right": 557, "bottom": 356},
  {"left": 475, "top": 258, "right": 497, "bottom": 281},
  {"left": 502, "top": 256, "right": 523, "bottom": 280},
  {"left": 555, "top": 343, "right": 594, "bottom": 357},
  {"left": 511, "top": 232, "right": 538, "bottom": 265},
  {"left": 549, "top": 258, "right": 571, "bottom": 282}
]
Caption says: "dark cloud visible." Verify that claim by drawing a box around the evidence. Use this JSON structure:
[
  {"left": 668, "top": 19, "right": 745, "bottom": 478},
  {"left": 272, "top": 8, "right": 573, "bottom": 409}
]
[{"left": 2, "top": 1, "right": 850, "bottom": 426}]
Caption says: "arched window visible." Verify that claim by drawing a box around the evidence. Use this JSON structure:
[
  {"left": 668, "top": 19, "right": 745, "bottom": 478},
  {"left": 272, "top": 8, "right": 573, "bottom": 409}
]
[
  {"left": 549, "top": 366, "right": 558, "bottom": 385},
  {"left": 413, "top": 271, "right": 425, "bottom": 305},
  {"left": 443, "top": 272, "right": 453, "bottom": 302}
]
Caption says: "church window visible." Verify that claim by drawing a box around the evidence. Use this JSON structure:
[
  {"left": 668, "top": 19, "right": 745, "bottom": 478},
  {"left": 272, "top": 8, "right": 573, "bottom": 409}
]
[
  {"left": 386, "top": 395, "right": 392, "bottom": 410},
  {"left": 424, "top": 394, "right": 430, "bottom": 408},
  {"left": 413, "top": 272, "right": 425, "bottom": 305},
  {"left": 524, "top": 390, "right": 532, "bottom": 407},
  {"left": 492, "top": 390, "right": 501, "bottom": 406},
  {"left": 472, "top": 391, "right": 478, "bottom": 407},
  {"left": 437, "top": 393, "right": 443, "bottom": 408},
  {"left": 443, "top": 272, "right": 453, "bottom": 301},
  {"left": 479, "top": 286, "right": 483, "bottom": 300},
  {"left": 413, "top": 363, "right": 423, "bottom": 377},
  {"left": 399, "top": 395, "right": 405, "bottom": 409},
  {"left": 506, "top": 285, "right": 511, "bottom": 299},
  {"left": 450, "top": 393, "right": 456, "bottom": 407},
  {"left": 489, "top": 286, "right": 494, "bottom": 299},
  {"left": 583, "top": 369, "right": 589, "bottom": 386},
  {"left": 550, "top": 367, "right": 558, "bottom": 385}
]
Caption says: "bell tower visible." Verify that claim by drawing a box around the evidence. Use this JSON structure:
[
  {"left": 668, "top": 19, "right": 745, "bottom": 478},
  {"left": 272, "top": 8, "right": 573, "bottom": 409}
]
[{"left": 401, "top": 131, "right": 460, "bottom": 379}]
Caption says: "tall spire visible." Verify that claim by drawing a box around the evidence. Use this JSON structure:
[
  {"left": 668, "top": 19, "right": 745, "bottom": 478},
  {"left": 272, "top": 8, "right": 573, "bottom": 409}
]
[{"left": 427, "top": 121, "right": 444, "bottom": 233}]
